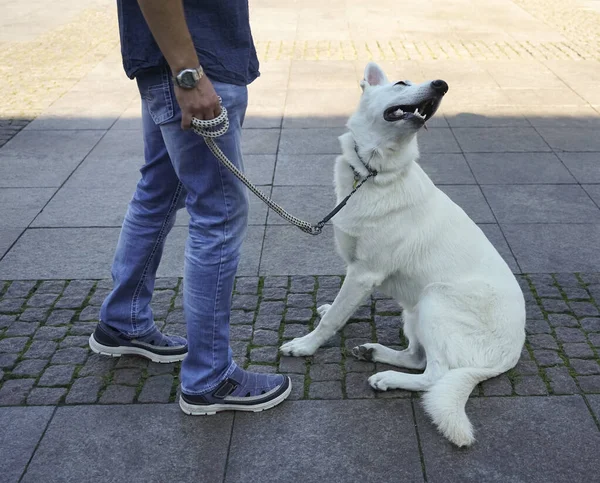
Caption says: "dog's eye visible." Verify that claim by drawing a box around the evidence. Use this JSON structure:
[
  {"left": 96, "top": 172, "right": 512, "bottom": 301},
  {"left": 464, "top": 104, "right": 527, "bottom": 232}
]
[{"left": 395, "top": 81, "right": 410, "bottom": 86}]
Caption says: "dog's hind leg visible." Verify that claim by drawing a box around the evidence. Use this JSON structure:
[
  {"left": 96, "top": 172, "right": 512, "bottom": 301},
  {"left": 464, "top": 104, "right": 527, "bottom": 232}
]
[
  {"left": 280, "top": 265, "right": 384, "bottom": 357},
  {"left": 353, "top": 310, "right": 426, "bottom": 369}
]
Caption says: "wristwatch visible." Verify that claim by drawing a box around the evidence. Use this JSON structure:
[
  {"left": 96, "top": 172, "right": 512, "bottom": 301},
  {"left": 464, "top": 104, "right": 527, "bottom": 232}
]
[{"left": 174, "top": 66, "right": 204, "bottom": 89}]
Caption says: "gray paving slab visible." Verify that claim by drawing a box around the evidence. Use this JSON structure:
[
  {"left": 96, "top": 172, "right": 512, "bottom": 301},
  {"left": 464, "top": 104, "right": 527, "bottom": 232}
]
[
  {"left": 502, "top": 223, "right": 600, "bottom": 272},
  {"left": 244, "top": 89, "right": 286, "bottom": 128},
  {"left": 288, "top": 61, "right": 358, "bottom": 90},
  {"left": 418, "top": 128, "right": 461, "bottom": 153},
  {"left": 225, "top": 400, "right": 424, "bottom": 483},
  {"left": 0, "top": 188, "right": 55, "bottom": 227},
  {"left": 0, "top": 228, "right": 22, "bottom": 258},
  {"left": 267, "top": 186, "right": 336, "bottom": 225},
  {"left": 584, "top": 184, "right": 600, "bottom": 206},
  {"left": 283, "top": 88, "right": 360, "bottom": 128},
  {"left": 558, "top": 153, "right": 600, "bottom": 183},
  {"left": 242, "top": 128, "right": 280, "bottom": 155},
  {"left": 21, "top": 405, "right": 233, "bottom": 483},
  {"left": 439, "top": 185, "right": 496, "bottom": 223},
  {"left": 274, "top": 154, "right": 337, "bottom": 186},
  {"left": 415, "top": 396, "right": 600, "bottom": 483},
  {"left": 452, "top": 127, "right": 550, "bottom": 153},
  {"left": 482, "top": 185, "right": 600, "bottom": 223},
  {"left": 587, "top": 395, "right": 600, "bottom": 421},
  {"left": 279, "top": 128, "right": 347, "bottom": 155},
  {"left": 478, "top": 224, "right": 519, "bottom": 273},
  {"left": 0, "top": 406, "right": 54, "bottom": 483},
  {"left": 465, "top": 152, "right": 576, "bottom": 184},
  {"left": 525, "top": 107, "right": 600, "bottom": 129},
  {"left": 66, "top": 150, "right": 143, "bottom": 191},
  {"left": 537, "top": 128, "right": 600, "bottom": 152},
  {"left": 444, "top": 108, "right": 529, "bottom": 128},
  {"left": 260, "top": 226, "right": 344, "bottom": 275},
  {"left": 0, "top": 225, "right": 264, "bottom": 279},
  {"left": 0, "top": 130, "right": 105, "bottom": 187},
  {"left": 242, "top": 154, "right": 277, "bottom": 186},
  {"left": 418, "top": 153, "right": 476, "bottom": 184}
]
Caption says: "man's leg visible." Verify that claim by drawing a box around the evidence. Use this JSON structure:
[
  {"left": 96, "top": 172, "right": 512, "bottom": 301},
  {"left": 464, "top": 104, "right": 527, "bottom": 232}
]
[
  {"left": 89, "top": 68, "right": 187, "bottom": 363},
  {"left": 155, "top": 73, "right": 290, "bottom": 413}
]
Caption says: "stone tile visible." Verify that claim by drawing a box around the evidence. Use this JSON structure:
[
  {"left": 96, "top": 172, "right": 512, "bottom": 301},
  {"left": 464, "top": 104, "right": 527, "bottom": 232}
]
[
  {"left": 445, "top": 107, "right": 529, "bottom": 128},
  {"left": 13, "top": 359, "right": 48, "bottom": 377},
  {"left": 0, "top": 407, "right": 53, "bottom": 482},
  {"left": 309, "top": 381, "right": 343, "bottom": 399},
  {"left": 528, "top": 334, "right": 558, "bottom": 351},
  {"left": 278, "top": 128, "right": 346, "bottom": 155},
  {"left": 243, "top": 155, "right": 277, "bottom": 186},
  {"left": 234, "top": 277, "right": 260, "bottom": 295},
  {"left": 312, "top": 347, "right": 342, "bottom": 364},
  {"left": 288, "top": 61, "right": 358, "bottom": 90},
  {"left": 481, "top": 374, "right": 512, "bottom": 396},
  {"left": 226, "top": 400, "right": 422, "bottom": 483},
  {"left": 3, "top": 281, "right": 37, "bottom": 298},
  {"left": 571, "top": 359, "right": 600, "bottom": 375},
  {"left": 27, "top": 387, "right": 67, "bottom": 405},
  {"left": 0, "top": 229, "right": 23, "bottom": 257},
  {"left": 438, "top": 186, "right": 495, "bottom": 223},
  {"left": 279, "top": 356, "right": 307, "bottom": 374},
  {"left": 22, "top": 405, "right": 233, "bottom": 483},
  {"left": 246, "top": 364, "right": 277, "bottom": 373},
  {"left": 0, "top": 336, "right": 29, "bottom": 353},
  {"left": 99, "top": 385, "right": 136, "bottom": 404},
  {"left": 283, "top": 89, "right": 360, "bottom": 128},
  {"left": 569, "top": 301, "right": 600, "bottom": 317},
  {"left": 547, "top": 314, "right": 579, "bottom": 327},
  {"left": 5, "top": 322, "right": 38, "bottom": 337},
  {"left": 245, "top": 89, "right": 285, "bottom": 128},
  {"left": 416, "top": 396, "right": 600, "bottom": 481},
  {"left": 533, "top": 350, "right": 562, "bottom": 367},
  {"left": 537, "top": 128, "right": 600, "bottom": 152},
  {"left": 0, "top": 297, "right": 26, "bottom": 312},
  {"left": 274, "top": 155, "right": 337, "bottom": 186},
  {"left": 310, "top": 364, "right": 342, "bottom": 381},
  {"left": 138, "top": 375, "right": 173, "bottom": 403},
  {"left": 261, "top": 226, "right": 344, "bottom": 275},
  {"left": 581, "top": 317, "right": 600, "bottom": 332},
  {"left": 51, "top": 347, "right": 88, "bottom": 365},
  {"left": 0, "top": 225, "right": 263, "bottom": 279},
  {"left": 285, "top": 308, "right": 313, "bottom": 322},
  {"left": 578, "top": 376, "right": 600, "bottom": 393},
  {"left": 0, "top": 131, "right": 105, "bottom": 187},
  {"left": 46, "top": 309, "right": 76, "bottom": 326},
  {"left": 467, "top": 152, "right": 575, "bottom": 184},
  {"left": 230, "top": 325, "right": 253, "bottom": 341},
  {"left": 18, "top": 307, "right": 49, "bottom": 323},
  {"left": 546, "top": 366, "right": 579, "bottom": 394},
  {"left": 345, "top": 372, "right": 376, "bottom": 399},
  {"left": 483, "top": 185, "right": 600, "bottom": 223},
  {"left": 113, "top": 368, "right": 143, "bottom": 386},
  {"left": 249, "top": 347, "right": 278, "bottom": 363},
  {"left": 0, "top": 188, "right": 55, "bottom": 228},
  {"left": 558, "top": 153, "right": 600, "bottom": 183},
  {"left": 502, "top": 224, "right": 600, "bottom": 272},
  {"left": 418, "top": 153, "right": 476, "bottom": 184},
  {"left": 562, "top": 343, "right": 595, "bottom": 359},
  {"left": 23, "top": 340, "right": 57, "bottom": 360},
  {"left": 418, "top": 129, "right": 461, "bottom": 154},
  {"left": 290, "top": 277, "right": 315, "bottom": 293},
  {"left": 453, "top": 127, "right": 550, "bottom": 153},
  {"left": 252, "top": 329, "right": 279, "bottom": 346},
  {"left": 0, "top": 379, "right": 35, "bottom": 405},
  {"left": 65, "top": 376, "right": 103, "bottom": 404},
  {"left": 242, "top": 129, "right": 280, "bottom": 155},
  {"left": 514, "top": 375, "right": 548, "bottom": 395},
  {"left": 478, "top": 224, "right": 519, "bottom": 273},
  {"left": 287, "top": 374, "right": 305, "bottom": 401},
  {"left": 526, "top": 319, "right": 551, "bottom": 335},
  {"left": 267, "top": 186, "right": 336, "bottom": 226},
  {"left": 554, "top": 327, "right": 586, "bottom": 343}
]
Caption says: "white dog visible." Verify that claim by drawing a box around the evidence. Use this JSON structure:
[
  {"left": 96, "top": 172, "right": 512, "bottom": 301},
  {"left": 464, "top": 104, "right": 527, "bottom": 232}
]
[{"left": 280, "top": 62, "right": 526, "bottom": 447}]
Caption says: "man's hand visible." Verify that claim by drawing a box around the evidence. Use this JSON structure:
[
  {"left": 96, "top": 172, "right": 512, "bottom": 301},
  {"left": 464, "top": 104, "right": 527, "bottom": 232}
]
[{"left": 175, "top": 75, "right": 222, "bottom": 130}]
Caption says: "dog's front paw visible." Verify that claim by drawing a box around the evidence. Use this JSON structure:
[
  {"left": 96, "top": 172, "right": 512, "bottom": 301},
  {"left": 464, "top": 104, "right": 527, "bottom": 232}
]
[
  {"left": 368, "top": 371, "right": 398, "bottom": 391},
  {"left": 352, "top": 345, "right": 375, "bottom": 361},
  {"left": 280, "top": 335, "right": 320, "bottom": 357},
  {"left": 317, "top": 304, "right": 331, "bottom": 318}
]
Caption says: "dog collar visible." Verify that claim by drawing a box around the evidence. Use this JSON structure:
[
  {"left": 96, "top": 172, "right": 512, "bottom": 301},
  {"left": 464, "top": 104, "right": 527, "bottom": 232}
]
[{"left": 352, "top": 141, "right": 378, "bottom": 187}]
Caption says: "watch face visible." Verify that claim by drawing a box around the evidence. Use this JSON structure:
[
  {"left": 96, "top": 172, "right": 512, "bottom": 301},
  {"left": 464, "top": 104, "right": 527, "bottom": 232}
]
[{"left": 181, "top": 71, "right": 196, "bottom": 88}]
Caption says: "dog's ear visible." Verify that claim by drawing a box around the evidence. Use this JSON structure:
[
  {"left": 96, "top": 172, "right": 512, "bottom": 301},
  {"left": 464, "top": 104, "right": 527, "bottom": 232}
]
[{"left": 361, "top": 62, "right": 389, "bottom": 90}]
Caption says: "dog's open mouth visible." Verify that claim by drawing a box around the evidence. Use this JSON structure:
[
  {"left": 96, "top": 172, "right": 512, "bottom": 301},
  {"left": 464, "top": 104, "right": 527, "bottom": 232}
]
[{"left": 383, "top": 97, "right": 441, "bottom": 123}]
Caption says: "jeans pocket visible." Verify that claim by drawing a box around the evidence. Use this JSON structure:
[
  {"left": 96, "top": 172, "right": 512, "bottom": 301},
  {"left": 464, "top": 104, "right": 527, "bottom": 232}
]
[{"left": 139, "top": 69, "right": 175, "bottom": 125}]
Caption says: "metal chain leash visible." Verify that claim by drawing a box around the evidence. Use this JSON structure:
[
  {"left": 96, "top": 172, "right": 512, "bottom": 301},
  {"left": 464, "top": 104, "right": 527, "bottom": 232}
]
[{"left": 191, "top": 100, "right": 376, "bottom": 236}]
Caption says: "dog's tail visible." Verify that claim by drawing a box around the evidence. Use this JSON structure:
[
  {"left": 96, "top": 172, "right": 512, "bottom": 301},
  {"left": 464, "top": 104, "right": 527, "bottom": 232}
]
[{"left": 422, "top": 367, "right": 501, "bottom": 447}]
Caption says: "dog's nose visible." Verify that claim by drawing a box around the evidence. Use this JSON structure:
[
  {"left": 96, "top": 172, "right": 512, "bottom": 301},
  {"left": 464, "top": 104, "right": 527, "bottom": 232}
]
[{"left": 431, "top": 79, "right": 448, "bottom": 94}]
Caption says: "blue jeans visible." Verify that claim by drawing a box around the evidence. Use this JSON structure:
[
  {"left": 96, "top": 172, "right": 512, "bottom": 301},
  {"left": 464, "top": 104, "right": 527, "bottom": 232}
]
[{"left": 100, "top": 67, "right": 249, "bottom": 395}]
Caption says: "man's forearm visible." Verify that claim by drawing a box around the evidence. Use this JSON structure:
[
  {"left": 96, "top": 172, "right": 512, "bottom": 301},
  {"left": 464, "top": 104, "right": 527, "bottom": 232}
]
[{"left": 137, "top": 0, "right": 199, "bottom": 74}]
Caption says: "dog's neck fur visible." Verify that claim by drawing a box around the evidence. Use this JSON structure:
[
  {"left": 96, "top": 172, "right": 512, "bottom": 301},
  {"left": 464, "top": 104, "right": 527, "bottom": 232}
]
[{"left": 340, "top": 131, "right": 420, "bottom": 185}]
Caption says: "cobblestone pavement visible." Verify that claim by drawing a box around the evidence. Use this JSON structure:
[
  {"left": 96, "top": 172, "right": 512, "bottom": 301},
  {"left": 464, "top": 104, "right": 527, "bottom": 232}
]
[{"left": 1, "top": 274, "right": 599, "bottom": 406}]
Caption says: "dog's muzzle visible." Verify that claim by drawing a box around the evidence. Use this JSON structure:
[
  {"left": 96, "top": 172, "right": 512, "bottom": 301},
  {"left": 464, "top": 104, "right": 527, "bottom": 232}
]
[{"left": 383, "top": 79, "right": 448, "bottom": 123}]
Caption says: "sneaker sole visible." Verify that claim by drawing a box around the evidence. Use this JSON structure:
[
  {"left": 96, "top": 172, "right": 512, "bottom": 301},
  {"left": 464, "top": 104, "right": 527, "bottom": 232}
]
[
  {"left": 88, "top": 334, "right": 186, "bottom": 364},
  {"left": 178, "top": 379, "right": 292, "bottom": 416}
]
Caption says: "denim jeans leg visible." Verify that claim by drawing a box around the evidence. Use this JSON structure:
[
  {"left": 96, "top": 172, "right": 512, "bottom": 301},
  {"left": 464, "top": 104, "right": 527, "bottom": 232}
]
[
  {"left": 140, "top": 71, "right": 249, "bottom": 395},
  {"left": 100, "top": 75, "right": 185, "bottom": 338}
]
